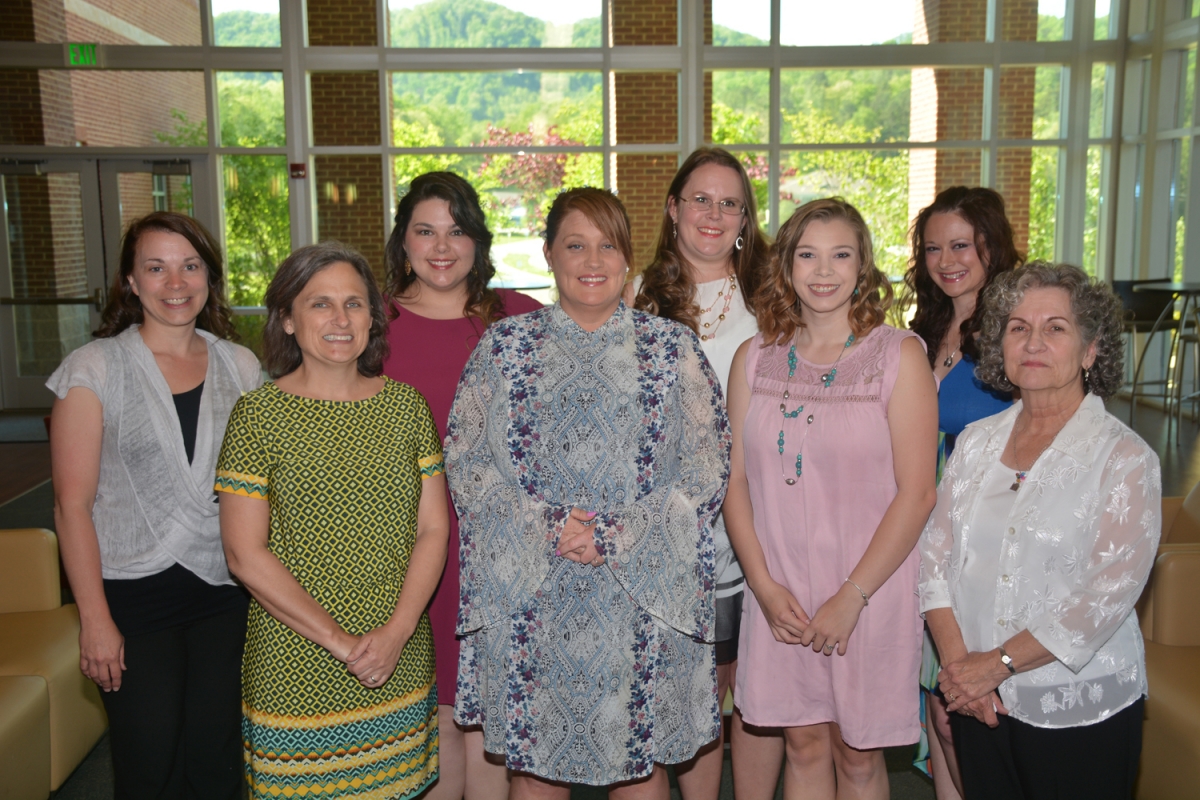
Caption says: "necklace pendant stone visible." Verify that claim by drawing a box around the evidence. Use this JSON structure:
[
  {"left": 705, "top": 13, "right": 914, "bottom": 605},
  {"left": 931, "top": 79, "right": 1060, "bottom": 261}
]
[
  {"left": 785, "top": 477, "right": 796, "bottom": 486},
  {"left": 943, "top": 354, "right": 954, "bottom": 368},
  {"left": 1010, "top": 471, "right": 1024, "bottom": 492}
]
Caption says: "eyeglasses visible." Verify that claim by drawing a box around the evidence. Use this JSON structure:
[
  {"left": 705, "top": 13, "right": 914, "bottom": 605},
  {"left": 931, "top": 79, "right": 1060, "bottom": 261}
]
[{"left": 678, "top": 195, "right": 746, "bottom": 217}]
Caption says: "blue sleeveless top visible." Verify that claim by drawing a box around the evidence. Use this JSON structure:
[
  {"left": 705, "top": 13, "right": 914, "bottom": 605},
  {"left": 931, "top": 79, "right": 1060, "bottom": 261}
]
[{"left": 938, "top": 353, "right": 1012, "bottom": 458}]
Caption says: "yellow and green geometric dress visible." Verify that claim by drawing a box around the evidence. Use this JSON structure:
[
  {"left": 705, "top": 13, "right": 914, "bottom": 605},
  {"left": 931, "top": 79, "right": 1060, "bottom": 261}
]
[{"left": 215, "top": 378, "right": 441, "bottom": 799}]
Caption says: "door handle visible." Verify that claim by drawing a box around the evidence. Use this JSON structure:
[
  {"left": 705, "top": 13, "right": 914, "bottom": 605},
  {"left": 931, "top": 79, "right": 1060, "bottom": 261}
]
[{"left": 0, "top": 287, "right": 105, "bottom": 312}]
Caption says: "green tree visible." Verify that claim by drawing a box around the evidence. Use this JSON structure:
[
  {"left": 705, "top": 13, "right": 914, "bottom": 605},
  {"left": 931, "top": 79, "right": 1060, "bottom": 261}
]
[
  {"left": 713, "top": 25, "right": 765, "bottom": 47},
  {"left": 213, "top": 10, "right": 280, "bottom": 47},
  {"left": 783, "top": 106, "right": 910, "bottom": 275},
  {"left": 390, "top": 0, "right": 542, "bottom": 47}
]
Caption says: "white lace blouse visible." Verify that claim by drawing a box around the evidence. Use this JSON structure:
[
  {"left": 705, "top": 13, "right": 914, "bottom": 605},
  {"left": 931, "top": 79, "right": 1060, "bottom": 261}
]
[{"left": 918, "top": 394, "right": 1162, "bottom": 729}]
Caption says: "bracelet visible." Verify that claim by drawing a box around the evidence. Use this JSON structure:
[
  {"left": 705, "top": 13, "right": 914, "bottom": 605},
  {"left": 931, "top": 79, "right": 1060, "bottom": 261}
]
[{"left": 844, "top": 579, "right": 869, "bottom": 606}]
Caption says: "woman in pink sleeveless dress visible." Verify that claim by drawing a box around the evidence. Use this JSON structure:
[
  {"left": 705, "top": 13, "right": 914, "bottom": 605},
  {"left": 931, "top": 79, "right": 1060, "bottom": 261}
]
[{"left": 725, "top": 199, "right": 938, "bottom": 799}]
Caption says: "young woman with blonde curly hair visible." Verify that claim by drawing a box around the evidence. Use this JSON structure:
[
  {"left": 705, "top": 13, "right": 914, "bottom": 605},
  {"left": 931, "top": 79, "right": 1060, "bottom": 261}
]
[{"left": 724, "top": 198, "right": 938, "bottom": 800}]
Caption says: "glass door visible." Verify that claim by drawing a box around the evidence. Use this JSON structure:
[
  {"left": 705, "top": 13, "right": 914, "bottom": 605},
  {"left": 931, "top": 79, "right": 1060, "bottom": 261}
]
[
  {"left": 0, "top": 159, "right": 106, "bottom": 408},
  {"left": 0, "top": 157, "right": 213, "bottom": 408},
  {"left": 96, "top": 157, "right": 214, "bottom": 282}
]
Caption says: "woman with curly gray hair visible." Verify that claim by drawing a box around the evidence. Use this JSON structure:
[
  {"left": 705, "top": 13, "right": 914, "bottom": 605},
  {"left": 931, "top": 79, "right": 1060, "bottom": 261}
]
[{"left": 917, "top": 262, "right": 1161, "bottom": 800}]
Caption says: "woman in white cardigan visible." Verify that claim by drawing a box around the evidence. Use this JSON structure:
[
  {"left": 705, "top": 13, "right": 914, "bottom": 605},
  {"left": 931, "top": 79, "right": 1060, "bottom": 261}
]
[
  {"left": 918, "top": 262, "right": 1160, "bottom": 800},
  {"left": 49, "top": 212, "right": 261, "bottom": 798}
]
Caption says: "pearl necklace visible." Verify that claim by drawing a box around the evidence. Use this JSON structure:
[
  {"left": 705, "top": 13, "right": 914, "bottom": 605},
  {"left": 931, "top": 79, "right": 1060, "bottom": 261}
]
[
  {"left": 699, "top": 274, "right": 736, "bottom": 342},
  {"left": 778, "top": 333, "right": 855, "bottom": 485}
]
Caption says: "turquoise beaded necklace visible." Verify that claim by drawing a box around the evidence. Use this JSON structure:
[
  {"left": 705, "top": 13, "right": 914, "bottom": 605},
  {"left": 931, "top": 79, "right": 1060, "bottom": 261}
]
[{"left": 777, "top": 333, "right": 855, "bottom": 485}]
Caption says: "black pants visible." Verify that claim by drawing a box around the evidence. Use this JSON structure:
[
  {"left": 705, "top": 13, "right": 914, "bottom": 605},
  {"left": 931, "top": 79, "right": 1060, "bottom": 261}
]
[
  {"left": 99, "top": 607, "right": 247, "bottom": 800},
  {"left": 951, "top": 697, "right": 1144, "bottom": 800}
]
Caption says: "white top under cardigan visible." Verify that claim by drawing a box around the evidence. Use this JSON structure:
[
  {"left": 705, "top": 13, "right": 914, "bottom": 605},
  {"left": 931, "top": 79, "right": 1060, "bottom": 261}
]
[
  {"left": 632, "top": 273, "right": 758, "bottom": 597},
  {"left": 47, "top": 326, "right": 262, "bottom": 584},
  {"left": 918, "top": 393, "right": 1161, "bottom": 729}
]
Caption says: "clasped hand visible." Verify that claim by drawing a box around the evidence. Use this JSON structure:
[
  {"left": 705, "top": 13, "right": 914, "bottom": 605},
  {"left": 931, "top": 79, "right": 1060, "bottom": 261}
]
[
  {"left": 556, "top": 507, "right": 605, "bottom": 567},
  {"left": 937, "top": 650, "right": 1011, "bottom": 728},
  {"left": 334, "top": 624, "right": 412, "bottom": 690},
  {"left": 753, "top": 580, "right": 865, "bottom": 656}
]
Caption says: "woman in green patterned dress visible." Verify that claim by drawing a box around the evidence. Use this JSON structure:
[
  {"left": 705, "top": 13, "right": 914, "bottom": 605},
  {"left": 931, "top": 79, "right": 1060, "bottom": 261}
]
[{"left": 216, "top": 242, "right": 449, "bottom": 798}]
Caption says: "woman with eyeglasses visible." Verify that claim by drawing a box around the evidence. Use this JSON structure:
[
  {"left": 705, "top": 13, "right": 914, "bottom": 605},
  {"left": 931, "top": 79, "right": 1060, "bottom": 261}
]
[{"left": 630, "top": 148, "right": 777, "bottom": 800}]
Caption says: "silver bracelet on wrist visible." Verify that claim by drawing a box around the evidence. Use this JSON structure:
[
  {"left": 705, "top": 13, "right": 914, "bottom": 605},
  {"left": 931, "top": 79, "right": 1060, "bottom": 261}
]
[{"left": 845, "top": 578, "right": 869, "bottom": 606}]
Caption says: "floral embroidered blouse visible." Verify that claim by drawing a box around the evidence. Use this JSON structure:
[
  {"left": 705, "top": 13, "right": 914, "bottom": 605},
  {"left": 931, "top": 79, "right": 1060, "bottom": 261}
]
[{"left": 918, "top": 393, "right": 1162, "bottom": 729}]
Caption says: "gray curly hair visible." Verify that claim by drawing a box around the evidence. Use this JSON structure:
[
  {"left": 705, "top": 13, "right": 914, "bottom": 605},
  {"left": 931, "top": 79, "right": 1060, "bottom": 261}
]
[{"left": 975, "top": 261, "right": 1125, "bottom": 400}]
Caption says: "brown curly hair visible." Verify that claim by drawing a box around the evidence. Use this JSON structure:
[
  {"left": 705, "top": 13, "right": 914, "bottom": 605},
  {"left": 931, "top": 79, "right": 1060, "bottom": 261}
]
[
  {"left": 96, "top": 212, "right": 236, "bottom": 340},
  {"left": 754, "top": 198, "right": 892, "bottom": 346},
  {"left": 385, "top": 171, "right": 507, "bottom": 325},
  {"left": 633, "top": 148, "right": 770, "bottom": 333},
  {"left": 262, "top": 242, "right": 390, "bottom": 379},
  {"left": 903, "top": 186, "right": 1022, "bottom": 367},
  {"left": 974, "top": 262, "right": 1125, "bottom": 400}
]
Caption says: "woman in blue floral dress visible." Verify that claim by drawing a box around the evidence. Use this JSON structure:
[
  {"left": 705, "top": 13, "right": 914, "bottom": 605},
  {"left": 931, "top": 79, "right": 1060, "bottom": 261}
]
[{"left": 445, "top": 188, "right": 731, "bottom": 798}]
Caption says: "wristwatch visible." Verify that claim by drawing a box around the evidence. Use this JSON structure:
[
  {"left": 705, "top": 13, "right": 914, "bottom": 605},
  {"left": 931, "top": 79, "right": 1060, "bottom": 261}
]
[{"left": 998, "top": 646, "right": 1016, "bottom": 675}]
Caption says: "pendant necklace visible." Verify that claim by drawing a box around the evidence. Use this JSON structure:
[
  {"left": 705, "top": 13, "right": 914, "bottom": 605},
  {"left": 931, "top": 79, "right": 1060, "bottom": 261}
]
[
  {"left": 699, "top": 274, "right": 736, "bottom": 342},
  {"left": 778, "top": 332, "right": 855, "bottom": 485},
  {"left": 942, "top": 340, "right": 960, "bottom": 369},
  {"left": 1009, "top": 416, "right": 1052, "bottom": 492}
]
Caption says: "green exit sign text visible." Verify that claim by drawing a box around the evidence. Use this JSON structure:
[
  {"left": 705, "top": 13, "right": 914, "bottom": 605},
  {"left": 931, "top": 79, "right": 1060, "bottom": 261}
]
[{"left": 66, "top": 43, "right": 98, "bottom": 67}]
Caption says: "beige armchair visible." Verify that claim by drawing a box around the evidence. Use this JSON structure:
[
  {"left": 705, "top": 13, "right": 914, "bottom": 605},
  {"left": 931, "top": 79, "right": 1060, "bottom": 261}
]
[{"left": 0, "top": 528, "right": 107, "bottom": 797}]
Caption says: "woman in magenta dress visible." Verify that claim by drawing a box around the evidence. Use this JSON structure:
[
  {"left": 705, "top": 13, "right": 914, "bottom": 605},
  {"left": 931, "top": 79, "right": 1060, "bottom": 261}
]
[
  {"left": 725, "top": 198, "right": 938, "bottom": 800},
  {"left": 382, "top": 171, "right": 541, "bottom": 800}
]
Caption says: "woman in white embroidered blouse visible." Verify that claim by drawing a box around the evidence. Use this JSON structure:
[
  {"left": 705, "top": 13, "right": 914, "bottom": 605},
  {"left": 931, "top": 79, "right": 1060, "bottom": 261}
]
[{"left": 918, "top": 262, "right": 1161, "bottom": 800}]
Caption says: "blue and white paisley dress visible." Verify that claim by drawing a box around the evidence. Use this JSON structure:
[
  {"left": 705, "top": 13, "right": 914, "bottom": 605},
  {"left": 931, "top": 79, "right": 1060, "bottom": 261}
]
[{"left": 445, "top": 302, "right": 730, "bottom": 785}]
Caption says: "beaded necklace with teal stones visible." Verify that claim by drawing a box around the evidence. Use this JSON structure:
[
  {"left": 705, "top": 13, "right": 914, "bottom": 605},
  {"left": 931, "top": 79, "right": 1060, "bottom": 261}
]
[{"left": 777, "top": 333, "right": 856, "bottom": 486}]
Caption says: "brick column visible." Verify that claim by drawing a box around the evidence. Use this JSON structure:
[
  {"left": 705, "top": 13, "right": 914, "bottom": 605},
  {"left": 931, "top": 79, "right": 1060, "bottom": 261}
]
[
  {"left": 909, "top": 0, "right": 1037, "bottom": 251},
  {"left": 612, "top": 0, "right": 680, "bottom": 268},
  {"left": 306, "top": 0, "right": 385, "bottom": 275}
]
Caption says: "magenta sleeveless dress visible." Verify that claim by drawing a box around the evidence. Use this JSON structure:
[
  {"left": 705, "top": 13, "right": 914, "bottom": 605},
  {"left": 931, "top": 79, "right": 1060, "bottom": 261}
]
[{"left": 735, "top": 324, "right": 922, "bottom": 749}]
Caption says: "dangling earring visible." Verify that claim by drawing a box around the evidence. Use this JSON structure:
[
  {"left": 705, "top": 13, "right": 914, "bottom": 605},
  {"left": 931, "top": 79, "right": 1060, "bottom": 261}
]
[
  {"left": 735, "top": 235, "right": 744, "bottom": 251},
  {"left": 404, "top": 258, "right": 412, "bottom": 276},
  {"left": 1082, "top": 366, "right": 1090, "bottom": 393},
  {"left": 673, "top": 223, "right": 678, "bottom": 239}
]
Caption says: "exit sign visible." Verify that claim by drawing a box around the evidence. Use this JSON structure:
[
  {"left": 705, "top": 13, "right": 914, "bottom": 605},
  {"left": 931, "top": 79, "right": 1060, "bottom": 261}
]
[{"left": 66, "top": 43, "right": 98, "bottom": 67}]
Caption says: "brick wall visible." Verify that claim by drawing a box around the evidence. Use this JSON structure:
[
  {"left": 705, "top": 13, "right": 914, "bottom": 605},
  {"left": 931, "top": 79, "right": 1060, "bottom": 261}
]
[
  {"left": 612, "top": 0, "right": 676, "bottom": 46},
  {"left": 612, "top": 0, "right": 682, "bottom": 268},
  {"left": 311, "top": 72, "right": 381, "bottom": 146},
  {"left": 909, "top": 0, "right": 1038, "bottom": 252},
  {"left": 614, "top": 154, "right": 677, "bottom": 268},
  {"left": 65, "top": 0, "right": 201, "bottom": 45},
  {"left": 69, "top": 70, "right": 206, "bottom": 146},
  {"left": 614, "top": 73, "right": 678, "bottom": 145},
  {"left": 308, "top": 0, "right": 377, "bottom": 46},
  {"left": 314, "top": 155, "right": 386, "bottom": 278},
  {"left": 0, "top": 70, "right": 49, "bottom": 145}
]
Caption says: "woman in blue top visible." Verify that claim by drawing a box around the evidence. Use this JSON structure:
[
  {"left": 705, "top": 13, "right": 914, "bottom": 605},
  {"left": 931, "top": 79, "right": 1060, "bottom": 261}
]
[{"left": 904, "top": 186, "right": 1018, "bottom": 798}]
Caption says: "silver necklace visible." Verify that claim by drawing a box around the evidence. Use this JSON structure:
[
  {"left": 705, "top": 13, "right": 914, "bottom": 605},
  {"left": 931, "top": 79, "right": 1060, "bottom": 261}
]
[
  {"left": 942, "top": 339, "right": 960, "bottom": 369},
  {"left": 778, "top": 333, "right": 855, "bottom": 485}
]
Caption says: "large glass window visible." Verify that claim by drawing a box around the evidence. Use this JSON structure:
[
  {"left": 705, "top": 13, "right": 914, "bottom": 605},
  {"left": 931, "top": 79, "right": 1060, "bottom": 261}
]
[
  {"left": 387, "top": 1, "right": 602, "bottom": 48},
  {"left": 712, "top": 0, "right": 769, "bottom": 45},
  {"left": 780, "top": 2, "right": 915, "bottom": 46},
  {"left": 212, "top": 0, "right": 281, "bottom": 46},
  {"left": 391, "top": 71, "right": 602, "bottom": 148}
]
